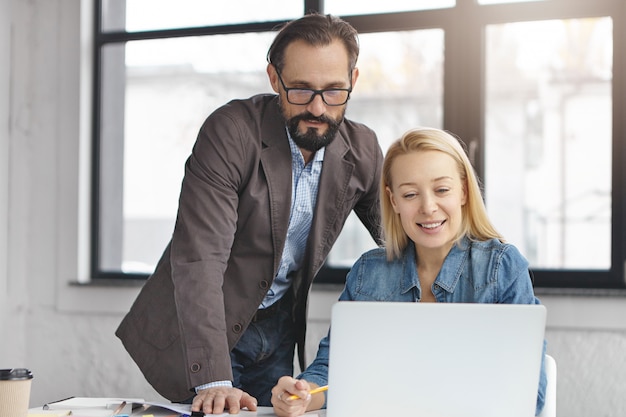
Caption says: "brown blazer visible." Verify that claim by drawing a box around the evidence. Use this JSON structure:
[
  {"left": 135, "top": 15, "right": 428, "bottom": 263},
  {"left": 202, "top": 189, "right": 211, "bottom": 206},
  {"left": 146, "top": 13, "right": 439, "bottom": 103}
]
[{"left": 115, "top": 94, "right": 383, "bottom": 402}]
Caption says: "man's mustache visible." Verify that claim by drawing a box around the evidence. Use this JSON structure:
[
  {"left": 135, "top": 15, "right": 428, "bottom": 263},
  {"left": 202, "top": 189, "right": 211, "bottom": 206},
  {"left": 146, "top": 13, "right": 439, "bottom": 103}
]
[{"left": 291, "top": 112, "right": 335, "bottom": 125}]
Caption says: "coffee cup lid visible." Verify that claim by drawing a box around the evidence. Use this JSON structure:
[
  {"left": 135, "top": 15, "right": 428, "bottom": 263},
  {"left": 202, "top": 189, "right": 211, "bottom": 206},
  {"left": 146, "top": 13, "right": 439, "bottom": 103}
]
[{"left": 0, "top": 368, "right": 33, "bottom": 380}]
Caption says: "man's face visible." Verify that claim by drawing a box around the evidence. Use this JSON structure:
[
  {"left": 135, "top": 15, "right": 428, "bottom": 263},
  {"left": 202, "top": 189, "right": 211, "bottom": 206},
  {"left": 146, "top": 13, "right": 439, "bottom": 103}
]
[{"left": 268, "top": 39, "right": 359, "bottom": 153}]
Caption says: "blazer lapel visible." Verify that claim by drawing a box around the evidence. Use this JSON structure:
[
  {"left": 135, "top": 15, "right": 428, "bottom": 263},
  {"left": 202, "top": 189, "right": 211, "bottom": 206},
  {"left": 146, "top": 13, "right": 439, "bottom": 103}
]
[
  {"left": 307, "top": 131, "right": 354, "bottom": 274},
  {"left": 260, "top": 99, "right": 292, "bottom": 274}
]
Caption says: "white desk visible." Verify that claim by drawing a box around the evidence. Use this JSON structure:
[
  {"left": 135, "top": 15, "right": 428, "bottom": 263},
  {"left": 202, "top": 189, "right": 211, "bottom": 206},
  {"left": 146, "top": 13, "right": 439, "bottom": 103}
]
[
  {"left": 236, "top": 407, "right": 325, "bottom": 417},
  {"left": 29, "top": 404, "right": 325, "bottom": 417}
]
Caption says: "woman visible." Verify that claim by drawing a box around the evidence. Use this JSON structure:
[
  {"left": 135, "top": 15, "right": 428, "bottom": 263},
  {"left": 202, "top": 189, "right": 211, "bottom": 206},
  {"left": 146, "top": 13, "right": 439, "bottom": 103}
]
[{"left": 271, "top": 127, "right": 547, "bottom": 416}]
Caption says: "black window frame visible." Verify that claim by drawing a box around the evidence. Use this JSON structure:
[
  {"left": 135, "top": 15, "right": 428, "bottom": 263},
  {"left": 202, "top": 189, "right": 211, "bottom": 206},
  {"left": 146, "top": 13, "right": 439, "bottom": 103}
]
[{"left": 92, "top": 0, "right": 626, "bottom": 290}]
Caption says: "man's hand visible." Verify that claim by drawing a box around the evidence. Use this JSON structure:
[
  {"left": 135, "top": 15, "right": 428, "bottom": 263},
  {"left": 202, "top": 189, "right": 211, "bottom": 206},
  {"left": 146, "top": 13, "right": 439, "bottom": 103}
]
[{"left": 192, "top": 386, "right": 258, "bottom": 415}]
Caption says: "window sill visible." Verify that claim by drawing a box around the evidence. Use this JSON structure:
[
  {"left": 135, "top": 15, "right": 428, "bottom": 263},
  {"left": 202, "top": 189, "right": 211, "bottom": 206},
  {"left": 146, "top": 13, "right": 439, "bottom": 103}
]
[
  {"left": 55, "top": 280, "right": 626, "bottom": 331},
  {"left": 56, "top": 280, "right": 144, "bottom": 314},
  {"left": 311, "top": 283, "right": 626, "bottom": 331}
]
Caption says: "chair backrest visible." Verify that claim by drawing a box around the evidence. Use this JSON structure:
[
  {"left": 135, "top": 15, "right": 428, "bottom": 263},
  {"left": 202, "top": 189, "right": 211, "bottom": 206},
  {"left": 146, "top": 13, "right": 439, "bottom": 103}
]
[{"left": 538, "top": 354, "right": 557, "bottom": 417}]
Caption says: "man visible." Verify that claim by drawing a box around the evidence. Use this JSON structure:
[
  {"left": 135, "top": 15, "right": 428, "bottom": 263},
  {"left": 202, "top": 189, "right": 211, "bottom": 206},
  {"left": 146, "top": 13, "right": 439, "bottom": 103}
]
[{"left": 116, "top": 12, "right": 383, "bottom": 415}]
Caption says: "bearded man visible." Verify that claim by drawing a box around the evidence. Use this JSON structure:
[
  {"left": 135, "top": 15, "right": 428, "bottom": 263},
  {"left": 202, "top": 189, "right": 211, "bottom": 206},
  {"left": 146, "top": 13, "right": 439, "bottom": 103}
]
[{"left": 116, "top": 12, "right": 383, "bottom": 415}]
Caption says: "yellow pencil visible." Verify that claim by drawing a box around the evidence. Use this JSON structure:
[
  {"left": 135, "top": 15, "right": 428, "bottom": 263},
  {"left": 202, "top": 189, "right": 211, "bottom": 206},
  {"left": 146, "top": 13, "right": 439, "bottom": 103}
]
[
  {"left": 110, "top": 401, "right": 126, "bottom": 416},
  {"left": 287, "top": 385, "right": 328, "bottom": 400}
]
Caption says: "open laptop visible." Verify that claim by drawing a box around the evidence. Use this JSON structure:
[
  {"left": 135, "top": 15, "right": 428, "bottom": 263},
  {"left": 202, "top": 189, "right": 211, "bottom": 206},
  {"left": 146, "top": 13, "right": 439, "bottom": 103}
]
[{"left": 326, "top": 302, "right": 546, "bottom": 417}]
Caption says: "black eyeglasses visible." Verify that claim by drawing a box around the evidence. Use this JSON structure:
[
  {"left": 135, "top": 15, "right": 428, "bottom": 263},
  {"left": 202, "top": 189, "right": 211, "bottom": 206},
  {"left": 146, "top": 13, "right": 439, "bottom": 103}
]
[{"left": 275, "top": 70, "right": 352, "bottom": 106}]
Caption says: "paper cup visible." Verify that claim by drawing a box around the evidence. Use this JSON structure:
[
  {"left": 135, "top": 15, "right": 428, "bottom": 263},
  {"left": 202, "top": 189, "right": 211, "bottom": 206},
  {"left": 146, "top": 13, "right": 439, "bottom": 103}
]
[{"left": 0, "top": 368, "right": 33, "bottom": 417}]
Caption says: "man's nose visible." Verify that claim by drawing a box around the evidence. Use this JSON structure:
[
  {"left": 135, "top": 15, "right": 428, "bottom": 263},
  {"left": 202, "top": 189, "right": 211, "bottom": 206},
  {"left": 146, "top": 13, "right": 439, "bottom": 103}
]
[{"left": 306, "top": 93, "right": 327, "bottom": 117}]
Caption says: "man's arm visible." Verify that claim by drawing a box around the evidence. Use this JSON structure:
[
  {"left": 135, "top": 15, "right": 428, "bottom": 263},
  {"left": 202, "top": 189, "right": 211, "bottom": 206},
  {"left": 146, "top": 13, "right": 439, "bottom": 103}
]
[{"left": 170, "top": 109, "right": 250, "bottom": 390}]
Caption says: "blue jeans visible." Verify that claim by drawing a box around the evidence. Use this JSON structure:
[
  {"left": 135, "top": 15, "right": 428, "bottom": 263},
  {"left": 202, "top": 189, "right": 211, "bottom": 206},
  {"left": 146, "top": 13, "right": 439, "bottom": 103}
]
[{"left": 230, "top": 299, "right": 296, "bottom": 406}]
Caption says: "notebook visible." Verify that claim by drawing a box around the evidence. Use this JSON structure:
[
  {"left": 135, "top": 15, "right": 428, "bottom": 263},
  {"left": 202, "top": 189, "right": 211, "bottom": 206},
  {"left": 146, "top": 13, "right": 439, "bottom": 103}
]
[{"left": 326, "top": 302, "right": 546, "bottom": 417}]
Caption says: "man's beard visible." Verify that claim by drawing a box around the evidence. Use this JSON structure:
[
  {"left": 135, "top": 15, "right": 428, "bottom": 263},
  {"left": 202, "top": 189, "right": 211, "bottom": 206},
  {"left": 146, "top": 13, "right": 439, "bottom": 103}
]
[{"left": 285, "top": 111, "right": 344, "bottom": 152}]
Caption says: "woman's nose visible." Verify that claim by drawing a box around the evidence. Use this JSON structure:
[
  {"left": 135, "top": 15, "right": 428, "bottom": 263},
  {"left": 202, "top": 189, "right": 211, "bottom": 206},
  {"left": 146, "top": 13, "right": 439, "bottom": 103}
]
[{"left": 419, "top": 194, "right": 438, "bottom": 214}]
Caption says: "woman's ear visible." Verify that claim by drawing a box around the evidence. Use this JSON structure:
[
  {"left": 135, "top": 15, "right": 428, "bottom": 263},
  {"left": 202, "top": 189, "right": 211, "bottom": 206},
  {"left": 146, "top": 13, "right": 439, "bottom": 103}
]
[
  {"left": 386, "top": 186, "right": 400, "bottom": 213},
  {"left": 462, "top": 180, "right": 468, "bottom": 206}
]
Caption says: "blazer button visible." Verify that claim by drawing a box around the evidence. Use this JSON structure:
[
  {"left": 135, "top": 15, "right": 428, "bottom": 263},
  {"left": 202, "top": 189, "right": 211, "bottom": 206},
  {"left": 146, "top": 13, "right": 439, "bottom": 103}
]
[
  {"left": 259, "top": 280, "right": 269, "bottom": 289},
  {"left": 233, "top": 323, "right": 243, "bottom": 333},
  {"left": 190, "top": 363, "right": 201, "bottom": 373}
]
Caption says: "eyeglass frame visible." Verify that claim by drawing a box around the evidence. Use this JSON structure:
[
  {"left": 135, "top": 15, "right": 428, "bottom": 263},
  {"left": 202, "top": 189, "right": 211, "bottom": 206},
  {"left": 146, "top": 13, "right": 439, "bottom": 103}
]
[{"left": 274, "top": 68, "right": 353, "bottom": 106}]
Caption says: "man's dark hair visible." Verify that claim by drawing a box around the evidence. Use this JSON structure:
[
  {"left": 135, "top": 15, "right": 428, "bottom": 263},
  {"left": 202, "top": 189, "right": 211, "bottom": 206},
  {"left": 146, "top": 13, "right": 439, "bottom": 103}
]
[{"left": 267, "top": 13, "right": 359, "bottom": 73}]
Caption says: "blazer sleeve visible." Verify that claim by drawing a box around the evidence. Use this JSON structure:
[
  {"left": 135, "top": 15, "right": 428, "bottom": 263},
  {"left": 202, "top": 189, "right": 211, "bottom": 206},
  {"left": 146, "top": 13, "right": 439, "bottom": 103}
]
[{"left": 169, "top": 107, "right": 251, "bottom": 389}]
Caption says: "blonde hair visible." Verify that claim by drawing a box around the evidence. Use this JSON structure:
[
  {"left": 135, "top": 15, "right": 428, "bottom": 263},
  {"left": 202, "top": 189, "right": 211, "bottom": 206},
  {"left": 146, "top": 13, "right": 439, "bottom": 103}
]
[{"left": 381, "top": 128, "right": 503, "bottom": 260}]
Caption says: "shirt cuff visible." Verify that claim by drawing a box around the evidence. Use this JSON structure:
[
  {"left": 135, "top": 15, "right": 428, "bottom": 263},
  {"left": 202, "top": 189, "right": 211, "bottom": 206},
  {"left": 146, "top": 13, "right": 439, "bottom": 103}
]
[{"left": 195, "top": 380, "right": 233, "bottom": 393}]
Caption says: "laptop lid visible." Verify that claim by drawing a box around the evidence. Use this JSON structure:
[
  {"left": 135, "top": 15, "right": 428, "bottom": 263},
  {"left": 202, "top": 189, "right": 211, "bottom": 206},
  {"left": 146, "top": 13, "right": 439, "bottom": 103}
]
[{"left": 326, "top": 302, "right": 546, "bottom": 417}]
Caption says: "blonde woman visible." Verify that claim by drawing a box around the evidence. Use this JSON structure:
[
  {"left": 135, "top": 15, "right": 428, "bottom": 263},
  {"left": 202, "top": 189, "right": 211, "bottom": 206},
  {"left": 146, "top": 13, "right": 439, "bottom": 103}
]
[{"left": 271, "top": 127, "right": 547, "bottom": 417}]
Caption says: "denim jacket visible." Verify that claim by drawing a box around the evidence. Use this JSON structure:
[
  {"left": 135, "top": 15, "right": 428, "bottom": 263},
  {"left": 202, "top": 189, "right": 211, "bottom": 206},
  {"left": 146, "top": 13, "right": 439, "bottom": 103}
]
[{"left": 300, "top": 237, "right": 547, "bottom": 415}]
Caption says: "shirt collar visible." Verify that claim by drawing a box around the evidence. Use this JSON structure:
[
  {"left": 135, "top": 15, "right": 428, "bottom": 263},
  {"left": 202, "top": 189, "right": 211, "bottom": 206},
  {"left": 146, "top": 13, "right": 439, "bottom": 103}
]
[
  {"left": 402, "top": 236, "right": 470, "bottom": 294},
  {"left": 286, "top": 127, "right": 326, "bottom": 166},
  {"left": 433, "top": 236, "right": 470, "bottom": 292}
]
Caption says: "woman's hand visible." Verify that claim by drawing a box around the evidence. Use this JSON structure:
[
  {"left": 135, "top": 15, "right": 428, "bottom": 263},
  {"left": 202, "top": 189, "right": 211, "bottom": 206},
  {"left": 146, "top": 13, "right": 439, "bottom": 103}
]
[{"left": 271, "top": 376, "right": 323, "bottom": 417}]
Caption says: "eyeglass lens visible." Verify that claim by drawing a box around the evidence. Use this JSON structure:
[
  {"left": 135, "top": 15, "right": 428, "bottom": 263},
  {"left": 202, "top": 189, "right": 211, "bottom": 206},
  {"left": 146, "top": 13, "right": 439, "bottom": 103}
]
[{"left": 287, "top": 89, "right": 349, "bottom": 106}]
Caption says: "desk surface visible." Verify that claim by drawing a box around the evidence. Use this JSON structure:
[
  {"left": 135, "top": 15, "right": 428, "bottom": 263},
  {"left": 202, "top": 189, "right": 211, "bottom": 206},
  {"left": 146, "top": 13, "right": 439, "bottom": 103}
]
[
  {"left": 29, "top": 405, "right": 325, "bottom": 417},
  {"left": 240, "top": 407, "right": 325, "bottom": 416}
]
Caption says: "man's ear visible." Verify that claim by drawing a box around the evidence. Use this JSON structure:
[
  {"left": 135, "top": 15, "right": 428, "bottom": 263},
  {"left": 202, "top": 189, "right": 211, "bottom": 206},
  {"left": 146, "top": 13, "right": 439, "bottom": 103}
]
[
  {"left": 267, "top": 64, "right": 280, "bottom": 93},
  {"left": 351, "top": 67, "right": 360, "bottom": 88}
]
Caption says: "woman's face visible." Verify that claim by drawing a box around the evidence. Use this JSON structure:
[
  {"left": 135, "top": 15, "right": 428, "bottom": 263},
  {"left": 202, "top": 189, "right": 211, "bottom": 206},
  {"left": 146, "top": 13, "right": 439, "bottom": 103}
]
[{"left": 387, "top": 150, "right": 467, "bottom": 253}]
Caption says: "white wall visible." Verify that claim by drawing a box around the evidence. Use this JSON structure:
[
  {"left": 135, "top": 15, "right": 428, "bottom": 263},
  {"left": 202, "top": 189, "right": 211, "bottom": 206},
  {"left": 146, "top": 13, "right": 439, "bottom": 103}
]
[
  {"left": 1, "top": 0, "right": 170, "bottom": 407},
  {"left": 1, "top": 1, "right": 625, "bottom": 417},
  {"left": 0, "top": 0, "right": 10, "bottom": 365}
]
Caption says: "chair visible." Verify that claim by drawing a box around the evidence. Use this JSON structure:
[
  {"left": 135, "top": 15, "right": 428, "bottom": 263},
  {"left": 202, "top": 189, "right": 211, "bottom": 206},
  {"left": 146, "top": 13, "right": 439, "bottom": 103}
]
[{"left": 537, "top": 354, "right": 557, "bottom": 417}]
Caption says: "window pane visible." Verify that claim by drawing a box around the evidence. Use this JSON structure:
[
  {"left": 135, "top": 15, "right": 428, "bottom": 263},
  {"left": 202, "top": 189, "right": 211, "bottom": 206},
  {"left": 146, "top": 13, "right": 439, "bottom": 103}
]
[
  {"left": 101, "top": 0, "right": 301, "bottom": 32},
  {"left": 485, "top": 18, "right": 612, "bottom": 270},
  {"left": 327, "top": 29, "right": 445, "bottom": 267},
  {"left": 325, "top": 0, "right": 454, "bottom": 16},
  {"left": 478, "top": 0, "right": 545, "bottom": 4},
  {"left": 98, "top": 33, "right": 274, "bottom": 273},
  {"left": 98, "top": 29, "right": 443, "bottom": 274}
]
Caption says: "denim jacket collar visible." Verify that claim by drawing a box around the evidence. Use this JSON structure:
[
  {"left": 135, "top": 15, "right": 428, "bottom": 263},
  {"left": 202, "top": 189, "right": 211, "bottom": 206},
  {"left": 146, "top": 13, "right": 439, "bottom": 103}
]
[{"left": 406, "top": 236, "right": 471, "bottom": 295}]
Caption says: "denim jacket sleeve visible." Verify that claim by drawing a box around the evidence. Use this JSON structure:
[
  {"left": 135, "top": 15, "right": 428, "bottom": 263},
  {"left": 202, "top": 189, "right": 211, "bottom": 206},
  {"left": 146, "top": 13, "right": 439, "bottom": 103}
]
[
  {"left": 498, "top": 246, "right": 547, "bottom": 416},
  {"left": 296, "top": 250, "right": 392, "bottom": 400}
]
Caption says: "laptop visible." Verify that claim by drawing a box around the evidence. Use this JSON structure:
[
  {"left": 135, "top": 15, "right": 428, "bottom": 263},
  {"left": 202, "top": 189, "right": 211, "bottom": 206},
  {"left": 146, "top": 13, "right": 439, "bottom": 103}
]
[{"left": 326, "top": 302, "right": 546, "bottom": 417}]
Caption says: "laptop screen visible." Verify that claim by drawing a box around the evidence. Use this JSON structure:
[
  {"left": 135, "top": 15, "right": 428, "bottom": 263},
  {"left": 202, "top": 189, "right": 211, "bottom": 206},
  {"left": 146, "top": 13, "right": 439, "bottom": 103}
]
[{"left": 326, "top": 302, "right": 546, "bottom": 417}]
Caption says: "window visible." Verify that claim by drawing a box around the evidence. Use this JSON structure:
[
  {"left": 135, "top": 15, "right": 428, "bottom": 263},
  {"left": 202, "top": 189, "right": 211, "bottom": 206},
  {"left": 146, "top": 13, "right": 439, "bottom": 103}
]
[
  {"left": 324, "top": 0, "right": 454, "bottom": 15},
  {"left": 485, "top": 18, "right": 613, "bottom": 271},
  {"left": 93, "top": 0, "right": 626, "bottom": 289},
  {"left": 98, "top": 32, "right": 274, "bottom": 274}
]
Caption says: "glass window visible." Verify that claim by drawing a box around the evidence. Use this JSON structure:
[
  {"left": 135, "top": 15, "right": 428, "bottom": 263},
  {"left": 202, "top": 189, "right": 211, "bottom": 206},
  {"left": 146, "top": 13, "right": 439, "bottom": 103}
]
[
  {"left": 478, "top": 0, "right": 545, "bottom": 4},
  {"left": 485, "top": 17, "right": 613, "bottom": 270},
  {"left": 101, "top": 0, "right": 301, "bottom": 32},
  {"left": 97, "top": 28, "right": 444, "bottom": 274},
  {"left": 327, "top": 29, "right": 445, "bottom": 267},
  {"left": 325, "top": 0, "right": 454, "bottom": 16},
  {"left": 98, "top": 33, "right": 274, "bottom": 273},
  {"left": 94, "top": 0, "right": 626, "bottom": 288}
]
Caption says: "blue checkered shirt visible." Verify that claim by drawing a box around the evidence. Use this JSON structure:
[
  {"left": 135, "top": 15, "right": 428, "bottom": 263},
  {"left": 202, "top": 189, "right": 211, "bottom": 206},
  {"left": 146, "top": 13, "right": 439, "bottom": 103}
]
[{"left": 260, "top": 131, "right": 324, "bottom": 308}]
